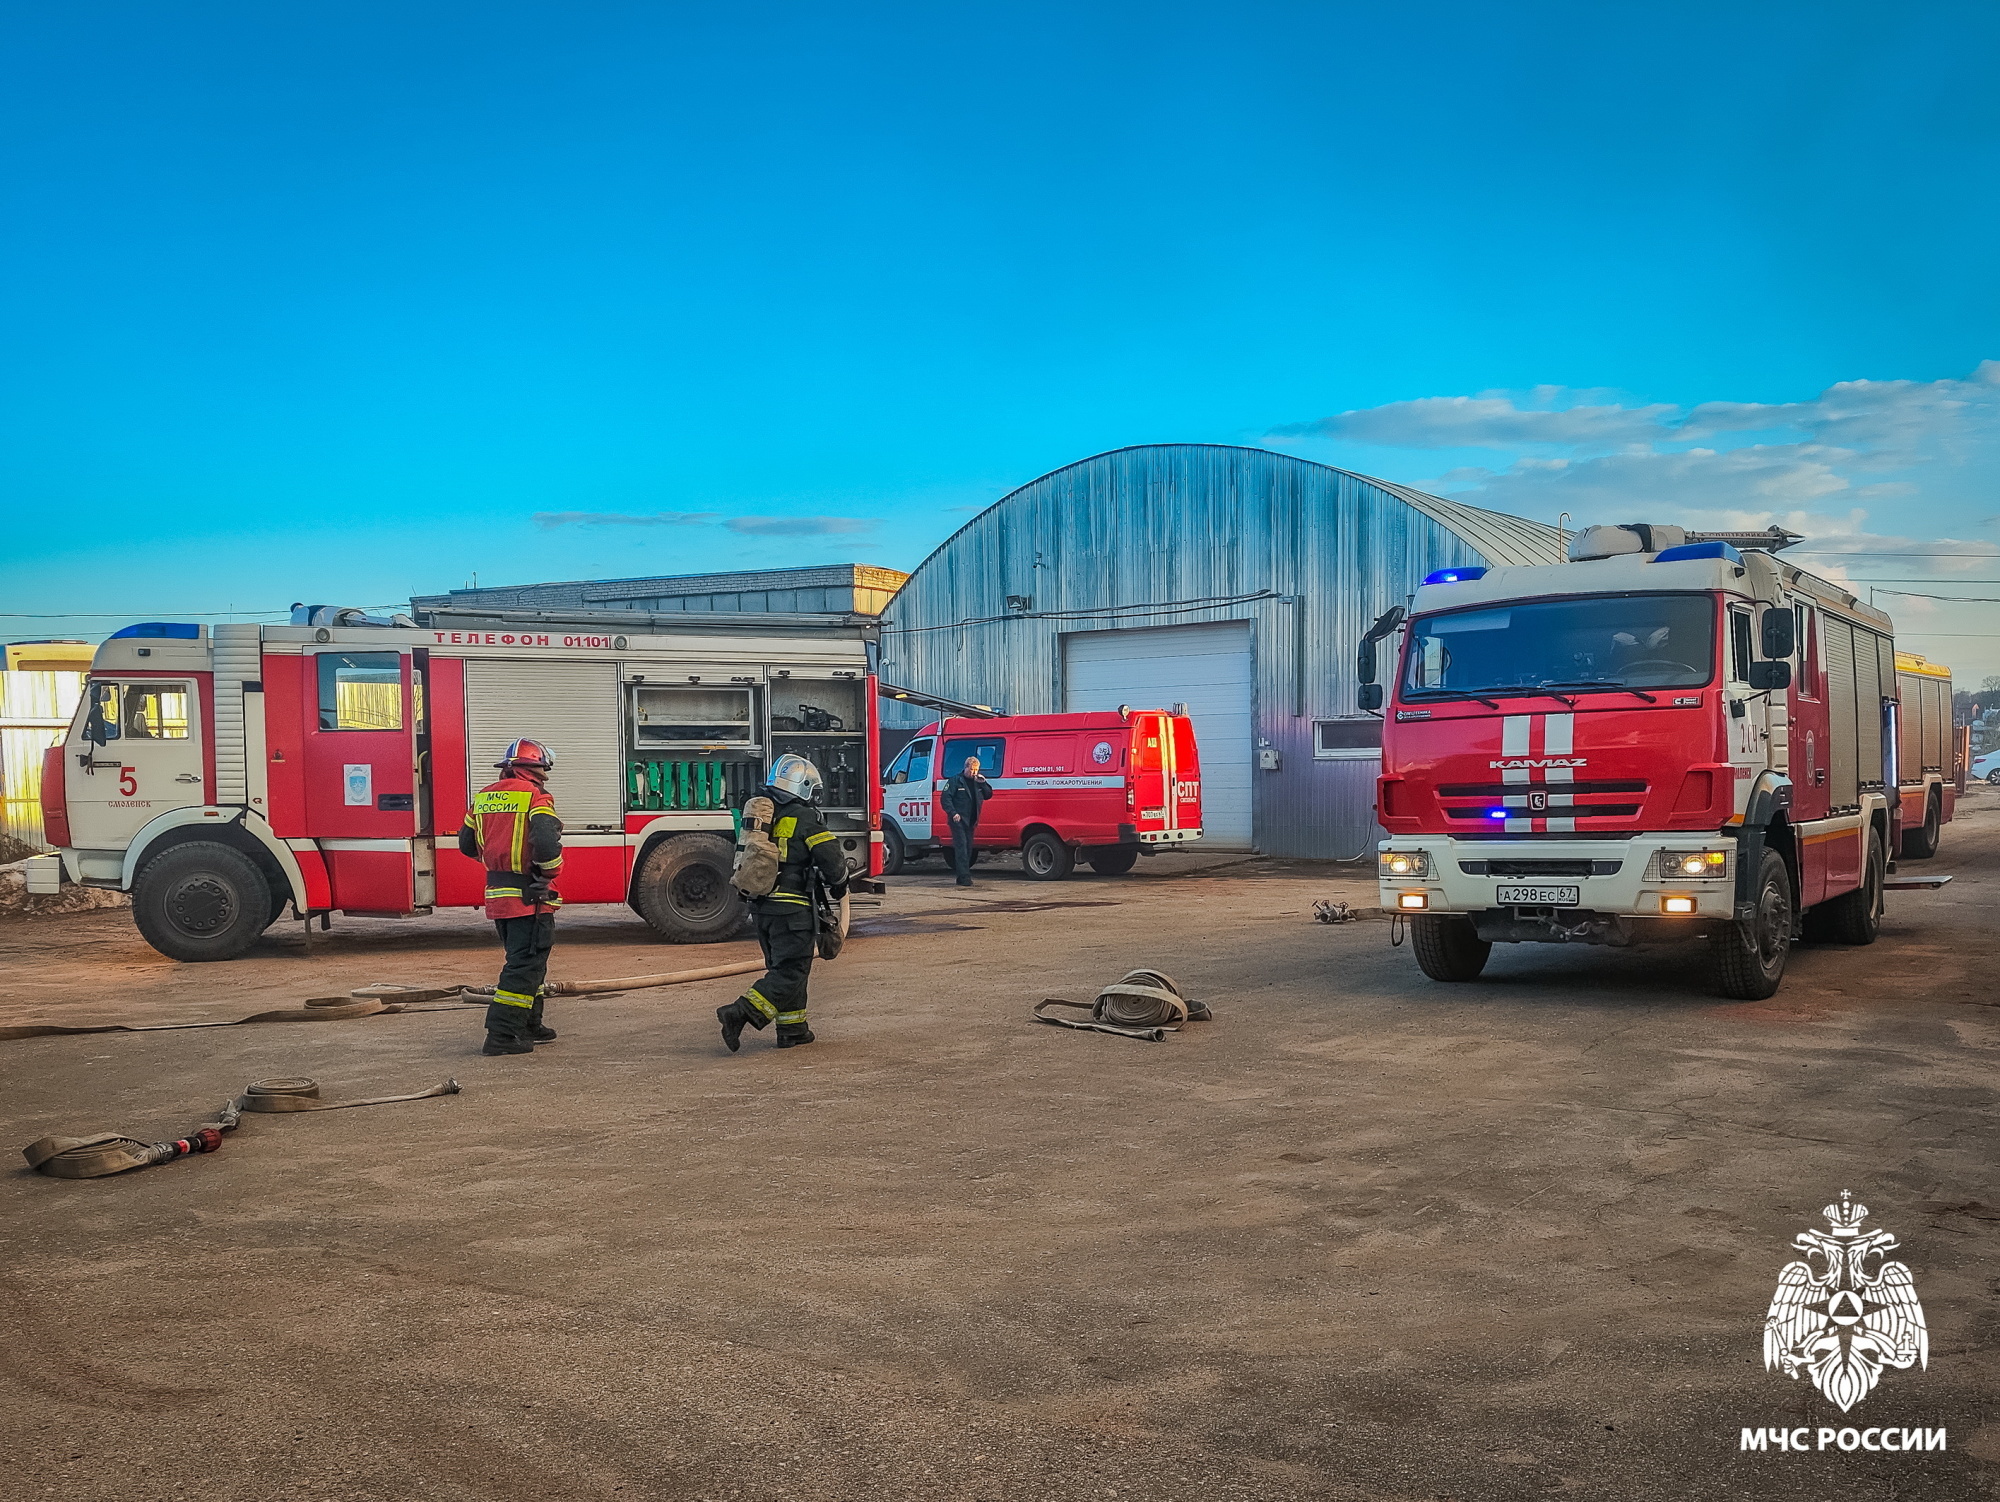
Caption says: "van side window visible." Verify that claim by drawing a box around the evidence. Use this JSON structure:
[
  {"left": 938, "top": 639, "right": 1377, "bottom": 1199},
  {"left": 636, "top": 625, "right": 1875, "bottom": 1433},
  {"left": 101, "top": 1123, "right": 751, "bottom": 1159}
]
[
  {"left": 940, "top": 737, "right": 1004, "bottom": 778},
  {"left": 888, "top": 738, "right": 934, "bottom": 784}
]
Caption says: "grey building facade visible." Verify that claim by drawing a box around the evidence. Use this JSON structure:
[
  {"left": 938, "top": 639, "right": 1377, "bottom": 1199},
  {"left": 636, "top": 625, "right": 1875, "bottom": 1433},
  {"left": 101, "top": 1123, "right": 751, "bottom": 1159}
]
[{"left": 877, "top": 444, "right": 1560, "bottom": 858}]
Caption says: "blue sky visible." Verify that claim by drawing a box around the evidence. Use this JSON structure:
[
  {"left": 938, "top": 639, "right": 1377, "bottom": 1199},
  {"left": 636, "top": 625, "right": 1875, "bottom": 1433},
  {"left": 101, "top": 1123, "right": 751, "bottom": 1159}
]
[{"left": 4, "top": 3, "right": 1997, "bottom": 672}]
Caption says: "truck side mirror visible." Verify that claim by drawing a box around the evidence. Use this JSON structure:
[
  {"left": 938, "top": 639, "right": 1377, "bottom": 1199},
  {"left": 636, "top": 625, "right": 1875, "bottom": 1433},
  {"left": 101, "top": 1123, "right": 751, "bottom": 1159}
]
[
  {"left": 1356, "top": 639, "right": 1378, "bottom": 685},
  {"left": 1358, "top": 683, "right": 1384, "bottom": 712},
  {"left": 1748, "top": 660, "right": 1791, "bottom": 692},
  {"left": 1761, "top": 608, "right": 1796, "bottom": 660},
  {"left": 83, "top": 695, "right": 110, "bottom": 746}
]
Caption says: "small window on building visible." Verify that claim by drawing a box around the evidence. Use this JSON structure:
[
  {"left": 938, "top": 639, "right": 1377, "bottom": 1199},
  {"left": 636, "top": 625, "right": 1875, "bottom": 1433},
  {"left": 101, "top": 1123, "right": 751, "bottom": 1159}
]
[
  {"left": 317, "top": 652, "right": 404, "bottom": 731},
  {"left": 91, "top": 682, "right": 191, "bottom": 740},
  {"left": 1314, "top": 719, "right": 1383, "bottom": 758}
]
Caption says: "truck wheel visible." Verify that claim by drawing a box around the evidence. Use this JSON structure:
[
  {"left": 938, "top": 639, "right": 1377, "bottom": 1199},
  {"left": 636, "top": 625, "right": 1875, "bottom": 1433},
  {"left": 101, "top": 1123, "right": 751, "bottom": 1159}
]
[
  {"left": 1021, "top": 829, "right": 1074, "bottom": 881},
  {"left": 132, "top": 841, "right": 274, "bottom": 962},
  {"left": 1410, "top": 915, "right": 1490, "bottom": 981},
  {"left": 1899, "top": 791, "right": 1941, "bottom": 861},
  {"left": 631, "top": 834, "right": 745, "bottom": 943},
  {"left": 1084, "top": 846, "right": 1139, "bottom": 876},
  {"left": 881, "top": 824, "right": 907, "bottom": 877},
  {"left": 1816, "top": 829, "right": 1886, "bottom": 946},
  {"left": 1710, "top": 847, "right": 1794, "bottom": 999}
]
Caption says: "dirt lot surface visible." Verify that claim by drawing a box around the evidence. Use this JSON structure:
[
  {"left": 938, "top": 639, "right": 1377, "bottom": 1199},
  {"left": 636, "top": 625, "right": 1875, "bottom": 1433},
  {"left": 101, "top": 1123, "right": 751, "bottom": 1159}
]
[{"left": 2, "top": 803, "right": 1996, "bottom": 1501}]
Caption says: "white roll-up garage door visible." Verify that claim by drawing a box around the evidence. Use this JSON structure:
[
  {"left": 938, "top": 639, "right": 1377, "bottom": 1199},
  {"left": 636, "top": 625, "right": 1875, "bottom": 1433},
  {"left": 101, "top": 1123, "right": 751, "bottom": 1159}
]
[
  {"left": 1062, "top": 622, "right": 1254, "bottom": 849},
  {"left": 462, "top": 660, "right": 625, "bottom": 829}
]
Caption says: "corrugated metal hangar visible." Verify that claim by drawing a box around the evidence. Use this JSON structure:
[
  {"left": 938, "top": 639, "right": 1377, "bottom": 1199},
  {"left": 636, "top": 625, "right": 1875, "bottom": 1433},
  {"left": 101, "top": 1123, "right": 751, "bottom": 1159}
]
[{"left": 877, "top": 444, "right": 1560, "bottom": 857}]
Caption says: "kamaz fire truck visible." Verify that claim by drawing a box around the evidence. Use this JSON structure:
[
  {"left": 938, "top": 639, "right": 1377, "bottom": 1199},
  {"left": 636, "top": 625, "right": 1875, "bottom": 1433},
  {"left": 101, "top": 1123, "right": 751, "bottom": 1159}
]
[
  {"left": 27, "top": 605, "right": 882, "bottom": 961},
  {"left": 1362, "top": 524, "right": 1958, "bottom": 1000}
]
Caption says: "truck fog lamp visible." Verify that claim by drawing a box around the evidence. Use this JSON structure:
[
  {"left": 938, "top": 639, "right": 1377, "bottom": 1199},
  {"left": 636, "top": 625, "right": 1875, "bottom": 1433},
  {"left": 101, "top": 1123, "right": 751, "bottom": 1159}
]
[
  {"left": 1379, "top": 851, "right": 1429, "bottom": 878},
  {"left": 1397, "top": 891, "right": 1429, "bottom": 911},
  {"left": 1661, "top": 894, "right": 1697, "bottom": 915}
]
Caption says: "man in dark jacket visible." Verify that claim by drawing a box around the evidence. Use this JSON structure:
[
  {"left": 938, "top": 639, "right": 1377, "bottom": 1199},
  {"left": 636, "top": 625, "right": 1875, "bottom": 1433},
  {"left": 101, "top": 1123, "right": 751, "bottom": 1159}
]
[
  {"left": 716, "top": 753, "right": 849, "bottom": 1052},
  {"left": 941, "top": 755, "right": 992, "bottom": 887}
]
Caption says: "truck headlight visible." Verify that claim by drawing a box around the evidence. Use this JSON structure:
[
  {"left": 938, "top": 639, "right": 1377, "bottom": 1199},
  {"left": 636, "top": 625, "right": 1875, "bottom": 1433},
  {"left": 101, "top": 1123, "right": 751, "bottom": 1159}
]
[
  {"left": 1379, "top": 850, "right": 1430, "bottom": 878},
  {"left": 1654, "top": 849, "right": 1729, "bottom": 880}
]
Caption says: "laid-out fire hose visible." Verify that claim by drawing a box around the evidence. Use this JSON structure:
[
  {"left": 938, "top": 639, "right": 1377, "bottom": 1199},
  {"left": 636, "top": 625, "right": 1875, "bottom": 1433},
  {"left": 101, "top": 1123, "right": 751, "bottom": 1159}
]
[
  {"left": 21, "top": 1076, "right": 461, "bottom": 1180},
  {"left": 460, "top": 958, "right": 767, "bottom": 998},
  {"left": 1032, "top": 968, "right": 1213, "bottom": 1043}
]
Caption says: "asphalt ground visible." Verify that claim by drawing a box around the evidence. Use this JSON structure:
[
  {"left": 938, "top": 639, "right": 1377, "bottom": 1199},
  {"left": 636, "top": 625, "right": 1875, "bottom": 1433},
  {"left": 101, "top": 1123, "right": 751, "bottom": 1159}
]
[{"left": 1, "top": 798, "right": 1996, "bottom": 1501}]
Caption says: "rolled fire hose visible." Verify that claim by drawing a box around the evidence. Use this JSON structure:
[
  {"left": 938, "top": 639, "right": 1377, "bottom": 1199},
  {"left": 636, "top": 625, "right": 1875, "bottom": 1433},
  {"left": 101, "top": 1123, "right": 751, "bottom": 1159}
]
[
  {"left": 21, "top": 1076, "right": 461, "bottom": 1180},
  {"left": 1032, "top": 968, "right": 1214, "bottom": 1043}
]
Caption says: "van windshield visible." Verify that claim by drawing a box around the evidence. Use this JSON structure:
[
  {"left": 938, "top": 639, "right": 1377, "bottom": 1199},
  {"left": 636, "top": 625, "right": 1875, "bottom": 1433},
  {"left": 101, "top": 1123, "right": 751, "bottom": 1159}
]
[{"left": 1403, "top": 592, "right": 1716, "bottom": 699}]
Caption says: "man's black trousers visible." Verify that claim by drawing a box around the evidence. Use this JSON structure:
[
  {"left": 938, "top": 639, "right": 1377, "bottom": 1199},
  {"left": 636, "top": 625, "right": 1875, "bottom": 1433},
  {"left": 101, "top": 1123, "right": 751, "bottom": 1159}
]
[
  {"left": 951, "top": 820, "right": 978, "bottom": 884},
  {"left": 487, "top": 911, "right": 556, "bottom": 1038}
]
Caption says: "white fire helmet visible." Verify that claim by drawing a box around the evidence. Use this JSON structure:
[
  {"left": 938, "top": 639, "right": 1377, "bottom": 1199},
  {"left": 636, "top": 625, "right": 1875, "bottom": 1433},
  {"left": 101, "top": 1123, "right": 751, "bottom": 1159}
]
[{"left": 766, "top": 753, "right": 824, "bottom": 805}]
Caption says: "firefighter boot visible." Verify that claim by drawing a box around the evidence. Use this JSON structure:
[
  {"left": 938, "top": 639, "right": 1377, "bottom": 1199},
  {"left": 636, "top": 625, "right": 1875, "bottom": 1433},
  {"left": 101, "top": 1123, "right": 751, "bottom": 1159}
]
[
  {"left": 482, "top": 1000, "right": 537, "bottom": 1056},
  {"left": 716, "top": 997, "right": 768, "bottom": 1053},
  {"left": 775, "top": 1022, "right": 816, "bottom": 1049},
  {"left": 527, "top": 995, "right": 557, "bottom": 1043}
]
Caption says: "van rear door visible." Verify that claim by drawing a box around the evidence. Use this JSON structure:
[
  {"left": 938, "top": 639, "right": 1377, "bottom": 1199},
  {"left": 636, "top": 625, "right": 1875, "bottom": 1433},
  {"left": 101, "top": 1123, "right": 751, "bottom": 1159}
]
[{"left": 1169, "top": 714, "right": 1202, "bottom": 835}]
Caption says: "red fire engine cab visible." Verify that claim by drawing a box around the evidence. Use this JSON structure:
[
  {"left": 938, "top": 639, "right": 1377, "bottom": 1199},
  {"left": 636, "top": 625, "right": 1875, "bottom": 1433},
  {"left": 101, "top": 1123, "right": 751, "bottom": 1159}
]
[
  {"left": 30, "top": 607, "right": 881, "bottom": 961},
  {"left": 878, "top": 707, "right": 1202, "bottom": 879},
  {"left": 1362, "top": 524, "right": 1957, "bottom": 1000}
]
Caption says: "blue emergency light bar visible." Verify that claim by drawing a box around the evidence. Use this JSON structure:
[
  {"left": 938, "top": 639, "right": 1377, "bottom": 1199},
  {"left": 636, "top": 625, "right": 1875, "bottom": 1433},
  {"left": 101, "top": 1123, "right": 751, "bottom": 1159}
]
[
  {"left": 1423, "top": 566, "right": 1489, "bottom": 585},
  {"left": 1652, "top": 540, "right": 1743, "bottom": 565},
  {"left": 1488, "top": 809, "right": 1509, "bottom": 819},
  {"left": 108, "top": 622, "right": 201, "bottom": 640}
]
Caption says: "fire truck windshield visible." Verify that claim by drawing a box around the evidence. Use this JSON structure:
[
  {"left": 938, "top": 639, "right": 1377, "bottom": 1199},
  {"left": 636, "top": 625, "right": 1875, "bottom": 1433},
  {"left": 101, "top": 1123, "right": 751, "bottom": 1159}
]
[{"left": 1402, "top": 592, "right": 1715, "bottom": 701}]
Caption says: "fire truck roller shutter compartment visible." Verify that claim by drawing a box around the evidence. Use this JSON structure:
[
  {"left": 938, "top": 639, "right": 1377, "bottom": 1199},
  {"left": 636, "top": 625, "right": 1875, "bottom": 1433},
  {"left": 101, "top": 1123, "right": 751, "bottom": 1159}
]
[
  {"left": 1063, "top": 622, "right": 1252, "bottom": 849},
  {"left": 461, "top": 659, "right": 625, "bottom": 829}
]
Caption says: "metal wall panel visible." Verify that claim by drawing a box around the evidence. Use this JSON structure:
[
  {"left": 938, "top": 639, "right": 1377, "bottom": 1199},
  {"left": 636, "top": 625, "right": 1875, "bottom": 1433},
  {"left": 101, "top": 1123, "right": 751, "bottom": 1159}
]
[{"left": 877, "top": 445, "right": 1560, "bottom": 858}]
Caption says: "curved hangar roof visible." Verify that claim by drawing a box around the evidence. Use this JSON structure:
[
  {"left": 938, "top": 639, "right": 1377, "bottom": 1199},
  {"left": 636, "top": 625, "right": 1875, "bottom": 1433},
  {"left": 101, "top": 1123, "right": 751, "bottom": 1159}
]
[{"left": 888, "top": 443, "right": 1562, "bottom": 617}]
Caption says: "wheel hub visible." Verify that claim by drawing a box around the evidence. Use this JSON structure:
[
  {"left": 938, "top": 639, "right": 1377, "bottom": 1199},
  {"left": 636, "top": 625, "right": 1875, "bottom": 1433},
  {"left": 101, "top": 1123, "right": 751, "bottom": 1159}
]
[{"left": 168, "top": 875, "right": 234, "bottom": 935}]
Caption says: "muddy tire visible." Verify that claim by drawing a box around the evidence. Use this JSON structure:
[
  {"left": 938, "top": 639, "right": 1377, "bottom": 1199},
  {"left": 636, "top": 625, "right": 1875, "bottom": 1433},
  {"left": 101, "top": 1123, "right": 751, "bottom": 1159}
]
[
  {"left": 1021, "top": 829, "right": 1075, "bottom": 881},
  {"left": 1083, "top": 845, "right": 1139, "bottom": 876},
  {"left": 1816, "top": 828, "right": 1885, "bottom": 946},
  {"left": 631, "top": 834, "right": 746, "bottom": 943},
  {"left": 1711, "top": 847, "right": 1794, "bottom": 999},
  {"left": 132, "top": 841, "right": 274, "bottom": 962},
  {"left": 1899, "top": 791, "right": 1940, "bottom": 862},
  {"left": 1410, "top": 914, "right": 1490, "bottom": 981}
]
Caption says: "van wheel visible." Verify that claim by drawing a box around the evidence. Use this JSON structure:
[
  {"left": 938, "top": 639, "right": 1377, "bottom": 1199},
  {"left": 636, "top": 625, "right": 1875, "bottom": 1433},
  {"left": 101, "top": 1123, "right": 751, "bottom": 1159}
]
[
  {"left": 1021, "top": 829, "right": 1074, "bottom": 881},
  {"left": 1409, "top": 915, "right": 1490, "bottom": 981},
  {"left": 1084, "top": 846, "right": 1138, "bottom": 876},
  {"left": 632, "top": 834, "right": 745, "bottom": 943},
  {"left": 1899, "top": 791, "right": 1941, "bottom": 861},
  {"left": 1816, "top": 829, "right": 1885, "bottom": 946},
  {"left": 881, "top": 824, "right": 907, "bottom": 877},
  {"left": 132, "top": 841, "right": 274, "bottom": 962},
  {"left": 1711, "top": 847, "right": 1794, "bottom": 999}
]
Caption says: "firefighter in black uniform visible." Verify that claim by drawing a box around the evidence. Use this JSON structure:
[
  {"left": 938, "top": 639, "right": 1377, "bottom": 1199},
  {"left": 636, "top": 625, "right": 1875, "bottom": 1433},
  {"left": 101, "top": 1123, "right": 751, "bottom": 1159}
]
[{"left": 716, "top": 753, "right": 849, "bottom": 1052}]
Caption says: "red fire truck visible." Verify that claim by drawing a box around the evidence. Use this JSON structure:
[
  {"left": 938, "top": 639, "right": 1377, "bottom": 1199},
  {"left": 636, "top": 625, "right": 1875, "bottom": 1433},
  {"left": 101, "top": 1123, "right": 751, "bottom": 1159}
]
[
  {"left": 1362, "top": 524, "right": 1957, "bottom": 1000},
  {"left": 28, "top": 607, "right": 882, "bottom": 961},
  {"left": 878, "top": 707, "right": 1203, "bottom": 879}
]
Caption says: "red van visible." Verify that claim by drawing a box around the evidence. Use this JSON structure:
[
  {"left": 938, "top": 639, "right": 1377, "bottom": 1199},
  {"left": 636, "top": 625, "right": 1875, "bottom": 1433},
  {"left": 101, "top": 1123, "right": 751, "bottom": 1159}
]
[{"left": 880, "top": 710, "right": 1202, "bottom": 879}]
